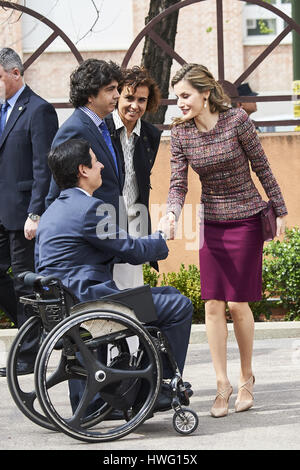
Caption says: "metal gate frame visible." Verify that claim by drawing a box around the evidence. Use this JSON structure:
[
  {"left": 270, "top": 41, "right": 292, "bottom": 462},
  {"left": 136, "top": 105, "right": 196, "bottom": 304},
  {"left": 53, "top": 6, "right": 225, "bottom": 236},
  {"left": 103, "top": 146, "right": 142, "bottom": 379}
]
[
  {"left": 1, "top": 0, "right": 300, "bottom": 128},
  {"left": 0, "top": 0, "right": 83, "bottom": 109},
  {"left": 122, "top": 0, "right": 300, "bottom": 129}
]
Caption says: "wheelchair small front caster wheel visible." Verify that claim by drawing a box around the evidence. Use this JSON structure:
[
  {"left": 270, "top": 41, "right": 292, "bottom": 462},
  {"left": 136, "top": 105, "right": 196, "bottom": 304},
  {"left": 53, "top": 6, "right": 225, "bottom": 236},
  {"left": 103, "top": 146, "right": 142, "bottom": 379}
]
[{"left": 173, "top": 408, "right": 199, "bottom": 435}]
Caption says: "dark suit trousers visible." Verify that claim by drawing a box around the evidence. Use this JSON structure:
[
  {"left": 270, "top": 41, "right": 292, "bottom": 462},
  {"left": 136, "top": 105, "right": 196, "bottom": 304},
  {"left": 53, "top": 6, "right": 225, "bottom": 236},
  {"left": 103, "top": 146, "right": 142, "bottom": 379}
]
[{"left": 0, "top": 224, "right": 38, "bottom": 363}]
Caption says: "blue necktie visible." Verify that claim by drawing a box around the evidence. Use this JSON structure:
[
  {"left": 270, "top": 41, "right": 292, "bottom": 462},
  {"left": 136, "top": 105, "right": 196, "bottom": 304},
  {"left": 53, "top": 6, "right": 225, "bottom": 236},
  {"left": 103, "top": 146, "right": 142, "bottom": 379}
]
[
  {"left": 0, "top": 101, "right": 9, "bottom": 137},
  {"left": 99, "top": 121, "right": 119, "bottom": 176}
]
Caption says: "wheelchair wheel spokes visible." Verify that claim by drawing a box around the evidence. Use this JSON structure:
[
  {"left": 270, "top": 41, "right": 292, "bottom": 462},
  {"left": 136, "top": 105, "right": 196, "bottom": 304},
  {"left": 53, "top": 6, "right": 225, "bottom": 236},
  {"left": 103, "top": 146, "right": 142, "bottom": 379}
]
[
  {"left": 35, "top": 309, "right": 162, "bottom": 442},
  {"left": 6, "top": 316, "right": 56, "bottom": 431}
]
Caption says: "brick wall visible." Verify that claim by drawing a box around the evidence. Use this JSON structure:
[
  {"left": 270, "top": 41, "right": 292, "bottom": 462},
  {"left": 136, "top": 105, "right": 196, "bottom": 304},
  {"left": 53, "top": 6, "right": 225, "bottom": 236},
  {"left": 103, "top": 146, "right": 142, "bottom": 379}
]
[
  {"left": 22, "top": 50, "right": 127, "bottom": 101},
  {"left": 244, "top": 44, "right": 293, "bottom": 92}
]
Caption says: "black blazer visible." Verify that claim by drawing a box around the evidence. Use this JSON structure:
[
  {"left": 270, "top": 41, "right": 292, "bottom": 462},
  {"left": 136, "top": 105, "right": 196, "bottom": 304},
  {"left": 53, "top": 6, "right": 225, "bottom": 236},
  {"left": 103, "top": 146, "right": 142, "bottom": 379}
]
[
  {"left": 0, "top": 85, "right": 58, "bottom": 230},
  {"left": 105, "top": 114, "right": 162, "bottom": 271},
  {"left": 105, "top": 114, "right": 161, "bottom": 231}
]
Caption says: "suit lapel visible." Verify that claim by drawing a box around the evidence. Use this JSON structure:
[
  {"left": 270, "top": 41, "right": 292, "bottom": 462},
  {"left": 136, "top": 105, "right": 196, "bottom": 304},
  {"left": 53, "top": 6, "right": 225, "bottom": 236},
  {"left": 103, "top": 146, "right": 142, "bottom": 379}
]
[
  {"left": 105, "top": 115, "right": 125, "bottom": 188},
  {"left": 76, "top": 109, "right": 122, "bottom": 185},
  {"left": 0, "top": 86, "right": 30, "bottom": 149}
]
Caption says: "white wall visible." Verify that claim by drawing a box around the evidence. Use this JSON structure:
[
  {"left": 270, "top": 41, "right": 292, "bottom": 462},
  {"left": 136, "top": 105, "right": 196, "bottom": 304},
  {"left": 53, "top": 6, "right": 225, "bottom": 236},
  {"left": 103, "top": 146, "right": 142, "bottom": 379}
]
[{"left": 22, "top": 0, "right": 133, "bottom": 52}]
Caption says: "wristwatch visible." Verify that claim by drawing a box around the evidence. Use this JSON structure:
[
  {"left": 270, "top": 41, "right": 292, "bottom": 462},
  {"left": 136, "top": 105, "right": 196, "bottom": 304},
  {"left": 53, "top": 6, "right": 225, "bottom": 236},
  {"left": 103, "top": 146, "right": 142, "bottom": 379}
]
[{"left": 28, "top": 213, "right": 40, "bottom": 222}]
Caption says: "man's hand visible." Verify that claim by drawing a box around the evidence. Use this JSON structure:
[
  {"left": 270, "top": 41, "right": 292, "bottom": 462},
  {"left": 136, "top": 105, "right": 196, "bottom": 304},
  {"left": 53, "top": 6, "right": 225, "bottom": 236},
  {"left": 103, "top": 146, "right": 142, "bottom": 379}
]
[
  {"left": 157, "top": 212, "right": 176, "bottom": 240},
  {"left": 24, "top": 217, "right": 39, "bottom": 240}
]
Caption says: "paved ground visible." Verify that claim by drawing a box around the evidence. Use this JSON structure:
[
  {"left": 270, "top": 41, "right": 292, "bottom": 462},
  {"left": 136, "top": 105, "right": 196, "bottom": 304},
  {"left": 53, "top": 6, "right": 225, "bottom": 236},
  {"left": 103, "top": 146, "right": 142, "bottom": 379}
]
[{"left": 1, "top": 335, "right": 300, "bottom": 453}]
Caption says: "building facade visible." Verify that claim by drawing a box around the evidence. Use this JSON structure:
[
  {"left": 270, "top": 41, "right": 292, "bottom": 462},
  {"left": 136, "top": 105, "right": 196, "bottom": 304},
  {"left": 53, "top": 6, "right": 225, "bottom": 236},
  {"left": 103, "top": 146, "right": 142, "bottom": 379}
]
[{"left": 0, "top": 0, "right": 294, "bottom": 121}]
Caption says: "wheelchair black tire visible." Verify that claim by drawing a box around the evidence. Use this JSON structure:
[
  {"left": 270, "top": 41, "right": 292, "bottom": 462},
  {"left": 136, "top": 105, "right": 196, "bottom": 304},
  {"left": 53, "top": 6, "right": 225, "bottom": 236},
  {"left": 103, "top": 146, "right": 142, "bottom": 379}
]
[
  {"left": 34, "top": 308, "right": 162, "bottom": 443},
  {"left": 6, "top": 315, "right": 120, "bottom": 432},
  {"left": 6, "top": 316, "right": 56, "bottom": 431}
]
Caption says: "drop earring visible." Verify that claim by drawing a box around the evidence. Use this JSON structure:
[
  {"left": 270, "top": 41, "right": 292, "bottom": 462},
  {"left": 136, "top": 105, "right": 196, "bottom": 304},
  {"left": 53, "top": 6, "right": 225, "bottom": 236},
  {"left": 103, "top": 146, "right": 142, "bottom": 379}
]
[{"left": 204, "top": 98, "right": 207, "bottom": 109}]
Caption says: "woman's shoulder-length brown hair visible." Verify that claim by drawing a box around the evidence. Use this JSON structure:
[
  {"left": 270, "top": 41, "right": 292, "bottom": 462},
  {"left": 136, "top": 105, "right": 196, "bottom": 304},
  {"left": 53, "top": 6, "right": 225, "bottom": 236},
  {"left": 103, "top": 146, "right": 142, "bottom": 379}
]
[
  {"left": 118, "top": 66, "right": 161, "bottom": 114},
  {"left": 171, "top": 63, "right": 231, "bottom": 126}
]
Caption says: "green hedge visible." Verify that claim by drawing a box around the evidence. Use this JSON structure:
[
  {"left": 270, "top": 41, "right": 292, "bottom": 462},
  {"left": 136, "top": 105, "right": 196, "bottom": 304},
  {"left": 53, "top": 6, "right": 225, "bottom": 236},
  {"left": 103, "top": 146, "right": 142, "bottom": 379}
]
[
  {"left": 143, "top": 226, "right": 300, "bottom": 323},
  {"left": 262, "top": 227, "right": 300, "bottom": 320}
]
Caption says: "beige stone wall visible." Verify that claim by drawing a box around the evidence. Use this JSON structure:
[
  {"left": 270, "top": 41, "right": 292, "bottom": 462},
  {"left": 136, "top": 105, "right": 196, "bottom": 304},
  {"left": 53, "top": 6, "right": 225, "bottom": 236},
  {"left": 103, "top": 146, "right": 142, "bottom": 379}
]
[{"left": 149, "top": 133, "right": 300, "bottom": 275}]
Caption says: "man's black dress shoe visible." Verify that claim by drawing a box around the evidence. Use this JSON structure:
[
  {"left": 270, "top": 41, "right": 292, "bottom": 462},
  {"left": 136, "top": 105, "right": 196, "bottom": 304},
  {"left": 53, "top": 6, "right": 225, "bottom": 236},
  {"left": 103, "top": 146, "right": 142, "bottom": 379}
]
[
  {"left": 0, "top": 362, "right": 35, "bottom": 377},
  {"left": 104, "top": 409, "right": 124, "bottom": 421},
  {"left": 153, "top": 382, "right": 194, "bottom": 412},
  {"left": 82, "top": 397, "right": 124, "bottom": 421}
]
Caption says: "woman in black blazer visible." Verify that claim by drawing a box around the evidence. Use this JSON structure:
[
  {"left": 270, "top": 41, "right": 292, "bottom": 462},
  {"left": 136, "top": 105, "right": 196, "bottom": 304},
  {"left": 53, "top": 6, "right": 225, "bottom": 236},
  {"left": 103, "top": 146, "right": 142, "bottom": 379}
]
[{"left": 105, "top": 66, "right": 162, "bottom": 287}]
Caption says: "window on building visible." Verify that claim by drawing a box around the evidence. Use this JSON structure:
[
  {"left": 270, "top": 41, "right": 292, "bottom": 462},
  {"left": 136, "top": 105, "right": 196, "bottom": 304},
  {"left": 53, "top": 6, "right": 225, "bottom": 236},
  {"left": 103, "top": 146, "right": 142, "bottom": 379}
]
[
  {"left": 243, "top": 0, "right": 292, "bottom": 45},
  {"left": 246, "top": 18, "right": 277, "bottom": 36}
]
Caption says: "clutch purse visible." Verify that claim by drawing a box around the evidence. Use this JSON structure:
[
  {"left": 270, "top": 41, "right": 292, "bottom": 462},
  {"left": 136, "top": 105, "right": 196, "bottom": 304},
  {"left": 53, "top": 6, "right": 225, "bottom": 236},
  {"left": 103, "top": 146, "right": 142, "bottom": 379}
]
[{"left": 261, "top": 201, "right": 277, "bottom": 241}]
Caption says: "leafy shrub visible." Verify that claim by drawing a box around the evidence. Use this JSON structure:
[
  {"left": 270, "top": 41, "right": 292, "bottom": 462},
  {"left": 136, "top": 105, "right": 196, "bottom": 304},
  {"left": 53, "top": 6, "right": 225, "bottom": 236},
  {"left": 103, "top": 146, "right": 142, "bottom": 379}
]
[
  {"left": 262, "top": 227, "right": 300, "bottom": 320},
  {"left": 0, "top": 309, "right": 13, "bottom": 328},
  {"left": 0, "top": 267, "right": 15, "bottom": 328},
  {"left": 142, "top": 264, "right": 160, "bottom": 287},
  {"left": 143, "top": 263, "right": 205, "bottom": 323},
  {"left": 161, "top": 264, "right": 206, "bottom": 323}
]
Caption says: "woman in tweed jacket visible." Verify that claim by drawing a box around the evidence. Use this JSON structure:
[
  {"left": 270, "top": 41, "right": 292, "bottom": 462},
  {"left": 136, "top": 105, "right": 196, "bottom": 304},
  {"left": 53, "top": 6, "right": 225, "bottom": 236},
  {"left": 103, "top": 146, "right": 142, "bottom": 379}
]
[{"left": 163, "top": 64, "right": 287, "bottom": 418}]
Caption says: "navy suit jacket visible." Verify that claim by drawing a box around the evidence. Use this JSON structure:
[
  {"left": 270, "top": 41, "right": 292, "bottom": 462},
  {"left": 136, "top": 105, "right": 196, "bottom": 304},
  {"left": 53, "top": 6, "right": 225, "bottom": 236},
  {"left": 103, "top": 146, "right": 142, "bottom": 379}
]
[
  {"left": 0, "top": 85, "right": 58, "bottom": 230},
  {"left": 45, "top": 108, "right": 125, "bottom": 221},
  {"left": 35, "top": 188, "right": 168, "bottom": 302}
]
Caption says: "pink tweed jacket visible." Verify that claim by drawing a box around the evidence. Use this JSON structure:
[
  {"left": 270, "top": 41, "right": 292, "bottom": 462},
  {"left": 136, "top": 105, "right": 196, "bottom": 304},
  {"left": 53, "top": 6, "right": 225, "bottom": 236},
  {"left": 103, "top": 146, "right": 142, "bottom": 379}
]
[{"left": 166, "top": 108, "right": 288, "bottom": 221}]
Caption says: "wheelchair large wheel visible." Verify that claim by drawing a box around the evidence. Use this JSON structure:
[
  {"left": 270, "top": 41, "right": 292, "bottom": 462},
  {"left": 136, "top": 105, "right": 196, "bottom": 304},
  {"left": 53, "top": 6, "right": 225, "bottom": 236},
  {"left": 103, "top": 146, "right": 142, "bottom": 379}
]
[
  {"left": 35, "top": 306, "right": 162, "bottom": 443},
  {"left": 6, "top": 315, "right": 118, "bottom": 432},
  {"left": 6, "top": 315, "right": 56, "bottom": 431}
]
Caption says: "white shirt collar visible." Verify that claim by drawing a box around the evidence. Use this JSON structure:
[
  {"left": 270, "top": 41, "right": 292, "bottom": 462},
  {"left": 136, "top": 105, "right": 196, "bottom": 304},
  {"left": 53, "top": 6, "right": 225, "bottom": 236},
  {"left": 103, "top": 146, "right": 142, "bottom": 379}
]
[
  {"left": 75, "top": 187, "right": 91, "bottom": 197},
  {"left": 112, "top": 109, "right": 141, "bottom": 137},
  {"left": 79, "top": 106, "right": 103, "bottom": 128}
]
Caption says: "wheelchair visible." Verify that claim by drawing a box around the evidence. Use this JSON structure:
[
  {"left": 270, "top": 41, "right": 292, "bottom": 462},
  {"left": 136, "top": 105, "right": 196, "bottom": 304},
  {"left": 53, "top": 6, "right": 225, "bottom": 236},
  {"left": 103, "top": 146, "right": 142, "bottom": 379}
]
[{"left": 6, "top": 272, "right": 198, "bottom": 443}]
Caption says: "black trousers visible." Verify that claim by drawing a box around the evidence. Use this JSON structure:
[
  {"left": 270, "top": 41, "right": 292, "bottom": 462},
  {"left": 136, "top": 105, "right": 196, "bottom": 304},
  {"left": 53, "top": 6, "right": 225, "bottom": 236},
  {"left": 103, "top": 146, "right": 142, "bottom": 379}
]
[{"left": 0, "top": 224, "right": 38, "bottom": 363}]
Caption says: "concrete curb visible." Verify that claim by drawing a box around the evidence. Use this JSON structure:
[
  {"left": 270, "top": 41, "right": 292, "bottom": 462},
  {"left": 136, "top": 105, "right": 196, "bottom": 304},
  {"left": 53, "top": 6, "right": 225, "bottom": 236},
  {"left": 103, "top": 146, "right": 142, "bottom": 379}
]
[
  {"left": 0, "top": 329, "right": 17, "bottom": 354},
  {"left": 1, "top": 321, "right": 300, "bottom": 354},
  {"left": 190, "top": 321, "right": 300, "bottom": 343}
]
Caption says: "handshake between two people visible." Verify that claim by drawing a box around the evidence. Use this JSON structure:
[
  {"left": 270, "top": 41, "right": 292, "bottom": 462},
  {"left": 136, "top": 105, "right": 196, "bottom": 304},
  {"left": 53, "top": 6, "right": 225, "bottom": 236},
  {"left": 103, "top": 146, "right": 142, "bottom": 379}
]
[{"left": 157, "top": 212, "right": 176, "bottom": 240}]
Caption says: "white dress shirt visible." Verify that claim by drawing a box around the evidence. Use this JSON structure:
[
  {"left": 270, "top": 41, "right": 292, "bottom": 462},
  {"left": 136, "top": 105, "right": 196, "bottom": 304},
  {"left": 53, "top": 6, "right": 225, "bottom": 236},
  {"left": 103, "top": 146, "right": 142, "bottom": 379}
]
[
  {"left": 112, "top": 109, "right": 140, "bottom": 215},
  {"left": 112, "top": 109, "right": 144, "bottom": 289}
]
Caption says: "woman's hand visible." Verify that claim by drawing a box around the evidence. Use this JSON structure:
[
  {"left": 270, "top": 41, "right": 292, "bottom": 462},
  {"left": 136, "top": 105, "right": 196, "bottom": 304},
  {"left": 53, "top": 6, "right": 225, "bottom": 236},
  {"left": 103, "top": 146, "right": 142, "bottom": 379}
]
[
  {"left": 276, "top": 215, "right": 286, "bottom": 237},
  {"left": 157, "top": 212, "right": 176, "bottom": 240}
]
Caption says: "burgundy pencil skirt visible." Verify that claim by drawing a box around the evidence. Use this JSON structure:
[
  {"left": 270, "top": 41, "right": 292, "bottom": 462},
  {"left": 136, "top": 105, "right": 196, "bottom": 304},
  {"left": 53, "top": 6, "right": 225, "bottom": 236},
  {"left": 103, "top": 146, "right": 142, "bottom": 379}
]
[{"left": 199, "top": 214, "right": 264, "bottom": 302}]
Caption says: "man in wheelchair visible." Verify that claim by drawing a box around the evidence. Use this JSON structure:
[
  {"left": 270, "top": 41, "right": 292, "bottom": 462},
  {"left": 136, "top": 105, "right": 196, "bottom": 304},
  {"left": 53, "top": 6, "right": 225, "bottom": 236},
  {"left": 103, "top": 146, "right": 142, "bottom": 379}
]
[{"left": 35, "top": 138, "right": 194, "bottom": 417}]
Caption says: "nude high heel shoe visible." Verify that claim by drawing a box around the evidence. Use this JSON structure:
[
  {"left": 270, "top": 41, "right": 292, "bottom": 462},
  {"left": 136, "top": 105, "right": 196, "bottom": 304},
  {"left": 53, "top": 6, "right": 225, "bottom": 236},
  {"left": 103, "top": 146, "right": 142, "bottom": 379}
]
[
  {"left": 210, "top": 385, "right": 233, "bottom": 418},
  {"left": 235, "top": 376, "right": 255, "bottom": 413}
]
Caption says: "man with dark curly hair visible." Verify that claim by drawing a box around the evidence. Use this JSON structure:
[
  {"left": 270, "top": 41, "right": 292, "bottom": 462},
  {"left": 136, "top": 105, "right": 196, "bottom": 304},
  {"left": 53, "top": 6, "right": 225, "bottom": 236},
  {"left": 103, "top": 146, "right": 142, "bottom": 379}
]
[{"left": 45, "top": 59, "right": 125, "bottom": 223}]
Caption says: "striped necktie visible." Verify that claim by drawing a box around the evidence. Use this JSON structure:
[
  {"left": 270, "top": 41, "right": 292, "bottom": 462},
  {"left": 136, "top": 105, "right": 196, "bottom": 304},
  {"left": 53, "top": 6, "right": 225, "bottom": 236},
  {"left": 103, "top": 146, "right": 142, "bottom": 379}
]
[{"left": 0, "top": 101, "right": 9, "bottom": 137}]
